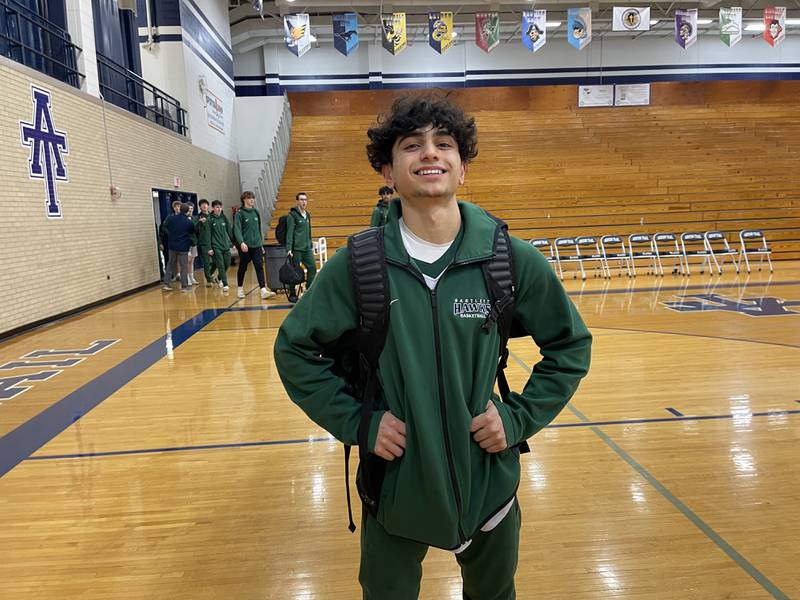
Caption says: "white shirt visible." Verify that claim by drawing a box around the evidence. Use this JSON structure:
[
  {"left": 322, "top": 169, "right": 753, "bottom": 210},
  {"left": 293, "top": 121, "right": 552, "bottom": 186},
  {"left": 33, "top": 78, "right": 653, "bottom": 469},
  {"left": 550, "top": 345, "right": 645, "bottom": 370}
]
[{"left": 398, "top": 218, "right": 454, "bottom": 290}]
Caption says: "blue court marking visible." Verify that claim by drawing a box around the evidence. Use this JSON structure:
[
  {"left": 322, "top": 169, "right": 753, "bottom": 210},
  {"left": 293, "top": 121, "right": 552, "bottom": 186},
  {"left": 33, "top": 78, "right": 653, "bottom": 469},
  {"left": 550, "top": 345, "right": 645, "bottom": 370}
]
[
  {"left": 567, "top": 279, "right": 800, "bottom": 297},
  {"left": 666, "top": 407, "right": 684, "bottom": 417},
  {"left": 509, "top": 349, "right": 791, "bottom": 600},
  {"left": 27, "top": 436, "right": 336, "bottom": 461},
  {"left": 0, "top": 309, "right": 225, "bottom": 479},
  {"left": 25, "top": 406, "right": 800, "bottom": 462},
  {"left": 226, "top": 304, "right": 293, "bottom": 311},
  {"left": 548, "top": 409, "right": 800, "bottom": 428},
  {"left": 592, "top": 325, "right": 800, "bottom": 349}
]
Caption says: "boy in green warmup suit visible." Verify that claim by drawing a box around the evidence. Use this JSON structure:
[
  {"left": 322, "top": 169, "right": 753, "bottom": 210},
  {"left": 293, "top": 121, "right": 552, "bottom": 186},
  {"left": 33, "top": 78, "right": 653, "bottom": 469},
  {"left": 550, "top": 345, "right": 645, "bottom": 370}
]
[
  {"left": 208, "top": 200, "right": 232, "bottom": 291},
  {"left": 285, "top": 192, "right": 316, "bottom": 303}
]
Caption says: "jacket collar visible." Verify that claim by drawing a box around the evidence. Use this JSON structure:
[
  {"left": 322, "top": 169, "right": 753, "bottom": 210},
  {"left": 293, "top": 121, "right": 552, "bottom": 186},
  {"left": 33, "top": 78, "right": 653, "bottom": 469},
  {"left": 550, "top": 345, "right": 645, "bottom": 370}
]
[{"left": 383, "top": 199, "right": 498, "bottom": 265}]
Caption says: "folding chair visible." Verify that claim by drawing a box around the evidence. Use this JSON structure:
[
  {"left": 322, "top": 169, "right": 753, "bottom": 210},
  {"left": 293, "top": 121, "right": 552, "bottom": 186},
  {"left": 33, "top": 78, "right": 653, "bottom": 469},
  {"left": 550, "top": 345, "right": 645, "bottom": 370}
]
[
  {"left": 600, "top": 235, "right": 631, "bottom": 277},
  {"left": 627, "top": 233, "right": 658, "bottom": 276},
  {"left": 575, "top": 236, "right": 609, "bottom": 279},
  {"left": 313, "top": 237, "right": 329, "bottom": 269},
  {"left": 739, "top": 229, "right": 774, "bottom": 273},
  {"left": 553, "top": 237, "right": 583, "bottom": 280},
  {"left": 679, "top": 232, "right": 714, "bottom": 276},
  {"left": 653, "top": 232, "right": 683, "bottom": 276},
  {"left": 704, "top": 231, "right": 739, "bottom": 274},
  {"left": 529, "top": 238, "right": 555, "bottom": 266}
]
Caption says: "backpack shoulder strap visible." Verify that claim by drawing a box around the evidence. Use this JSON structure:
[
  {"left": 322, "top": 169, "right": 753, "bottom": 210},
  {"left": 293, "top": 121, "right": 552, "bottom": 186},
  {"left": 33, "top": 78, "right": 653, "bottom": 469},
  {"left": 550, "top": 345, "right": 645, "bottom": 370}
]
[
  {"left": 480, "top": 216, "right": 530, "bottom": 455},
  {"left": 348, "top": 227, "right": 390, "bottom": 365},
  {"left": 343, "top": 226, "right": 391, "bottom": 531}
]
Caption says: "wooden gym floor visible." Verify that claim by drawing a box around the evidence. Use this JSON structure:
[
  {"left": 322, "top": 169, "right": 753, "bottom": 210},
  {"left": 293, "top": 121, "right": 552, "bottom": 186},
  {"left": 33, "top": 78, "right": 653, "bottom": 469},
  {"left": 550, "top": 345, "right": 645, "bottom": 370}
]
[{"left": 1, "top": 259, "right": 798, "bottom": 599}]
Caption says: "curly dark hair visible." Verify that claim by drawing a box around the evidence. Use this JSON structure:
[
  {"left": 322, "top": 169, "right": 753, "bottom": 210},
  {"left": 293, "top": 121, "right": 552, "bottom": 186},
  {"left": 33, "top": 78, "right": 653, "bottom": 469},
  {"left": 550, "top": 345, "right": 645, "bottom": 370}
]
[{"left": 366, "top": 94, "right": 478, "bottom": 173}]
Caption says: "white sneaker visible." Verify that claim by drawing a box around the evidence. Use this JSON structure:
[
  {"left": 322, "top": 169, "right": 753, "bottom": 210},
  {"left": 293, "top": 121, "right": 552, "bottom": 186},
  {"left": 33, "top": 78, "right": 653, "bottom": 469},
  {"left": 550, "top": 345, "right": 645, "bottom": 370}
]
[
  {"left": 260, "top": 287, "right": 276, "bottom": 299},
  {"left": 237, "top": 287, "right": 245, "bottom": 298},
  {"left": 162, "top": 284, "right": 172, "bottom": 291},
  {"left": 218, "top": 280, "right": 224, "bottom": 288},
  {"left": 223, "top": 285, "right": 229, "bottom": 292},
  {"left": 190, "top": 277, "right": 199, "bottom": 285}
]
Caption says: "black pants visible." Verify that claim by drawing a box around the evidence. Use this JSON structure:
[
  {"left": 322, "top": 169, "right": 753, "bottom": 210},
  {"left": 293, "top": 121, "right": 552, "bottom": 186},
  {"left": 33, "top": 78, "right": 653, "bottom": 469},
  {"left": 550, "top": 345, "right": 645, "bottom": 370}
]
[{"left": 237, "top": 246, "right": 265, "bottom": 288}]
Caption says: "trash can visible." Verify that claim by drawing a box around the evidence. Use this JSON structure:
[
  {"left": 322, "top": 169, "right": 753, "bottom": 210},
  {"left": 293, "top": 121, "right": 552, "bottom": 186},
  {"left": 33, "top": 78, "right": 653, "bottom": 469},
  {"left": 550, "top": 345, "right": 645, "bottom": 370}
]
[{"left": 264, "top": 243, "right": 286, "bottom": 292}]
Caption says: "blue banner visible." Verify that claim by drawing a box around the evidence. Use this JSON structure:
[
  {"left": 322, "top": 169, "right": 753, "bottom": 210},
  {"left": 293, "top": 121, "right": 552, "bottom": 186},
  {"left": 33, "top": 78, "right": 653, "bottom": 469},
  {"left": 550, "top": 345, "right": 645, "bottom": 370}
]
[
  {"left": 568, "top": 8, "right": 592, "bottom": 50},
  {"left": 522, "top": 10, "right": 546, "bottom": 52},
  {"left": 333, "top": 13, "right": 359, "bottom": 56}
]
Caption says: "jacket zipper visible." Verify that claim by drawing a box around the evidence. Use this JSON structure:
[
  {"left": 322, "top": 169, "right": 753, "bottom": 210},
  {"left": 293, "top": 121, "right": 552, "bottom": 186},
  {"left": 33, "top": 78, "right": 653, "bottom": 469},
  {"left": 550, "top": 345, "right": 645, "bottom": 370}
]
[
  {"left": 393, "top": 260, "right": 467, "bottom": 545},
  {"left": 430, "top": 288, "right": 467, "bottom": 544}
]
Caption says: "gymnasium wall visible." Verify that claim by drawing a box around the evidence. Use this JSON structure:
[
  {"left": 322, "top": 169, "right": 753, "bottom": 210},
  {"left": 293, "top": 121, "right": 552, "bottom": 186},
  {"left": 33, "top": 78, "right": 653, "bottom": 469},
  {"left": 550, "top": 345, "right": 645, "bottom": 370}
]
[
  {"left": 286, "top": 79, "right": 800, "bottom": 116},
  {"left": 233, "top": 35, "right": 800, "bottom": 96},
  {"left": 137, "top": 0, "right": 236, "bottom": 160},
  {"left": 0, "top": 56, "right": 240, "bottom": 337}
]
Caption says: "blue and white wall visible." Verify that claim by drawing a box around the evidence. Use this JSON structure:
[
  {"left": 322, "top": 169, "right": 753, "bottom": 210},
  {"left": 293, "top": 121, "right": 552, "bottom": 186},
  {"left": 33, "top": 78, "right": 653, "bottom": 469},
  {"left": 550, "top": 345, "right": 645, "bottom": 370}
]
[
  {"left": 233, "top": 34, "right": 800, "bottom": 95},
  {"left": 137, "top": 0, "right": 235, "bottom": 160}
]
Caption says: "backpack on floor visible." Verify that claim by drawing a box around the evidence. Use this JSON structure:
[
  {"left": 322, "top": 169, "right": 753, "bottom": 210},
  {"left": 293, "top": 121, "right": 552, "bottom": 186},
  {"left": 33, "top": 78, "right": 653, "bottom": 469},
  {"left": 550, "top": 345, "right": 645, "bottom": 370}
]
[{"left": 326, "top": 215, "right": 530, "bottom": 533}]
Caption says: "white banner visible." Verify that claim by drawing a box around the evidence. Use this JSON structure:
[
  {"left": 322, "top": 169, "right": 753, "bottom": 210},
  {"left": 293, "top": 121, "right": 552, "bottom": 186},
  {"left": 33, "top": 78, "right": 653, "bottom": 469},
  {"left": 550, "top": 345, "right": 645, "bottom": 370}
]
[{"left": 613, "top": 7, "right": 651, "bottom": 31}]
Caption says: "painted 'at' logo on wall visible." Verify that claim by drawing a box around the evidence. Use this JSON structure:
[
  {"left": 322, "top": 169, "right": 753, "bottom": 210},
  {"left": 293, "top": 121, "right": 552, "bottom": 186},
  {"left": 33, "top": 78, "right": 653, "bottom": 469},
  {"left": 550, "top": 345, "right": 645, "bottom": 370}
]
[{"left": 19, "top": 86, "right": 69, "bottom": 219}]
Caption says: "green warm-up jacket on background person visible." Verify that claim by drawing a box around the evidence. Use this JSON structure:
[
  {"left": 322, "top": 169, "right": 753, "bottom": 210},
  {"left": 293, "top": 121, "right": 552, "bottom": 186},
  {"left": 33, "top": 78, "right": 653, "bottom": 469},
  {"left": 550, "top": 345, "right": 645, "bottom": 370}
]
[
  {"left": 233, "top": 207, "right": 263, "bottom": 249},
  {"left": 209, "top": 213, "right": 232, "bottom": 249},
  {"left": 274, "top": 200, "right": 592, "bottom": 550},
  {"left": 196, "top": 212, "right": 211, "bottom": 247},
  {"left": 285, "top": 207, "right": 312, "bottom": 252},
  {"left": 370, "top": 201, "right": 390, "bottom": 227}
]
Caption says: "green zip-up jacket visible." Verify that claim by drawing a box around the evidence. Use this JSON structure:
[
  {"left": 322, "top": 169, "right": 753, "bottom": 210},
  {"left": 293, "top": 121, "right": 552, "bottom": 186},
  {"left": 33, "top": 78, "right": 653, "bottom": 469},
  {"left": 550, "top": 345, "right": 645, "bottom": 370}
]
[
  {"left": 274, "top": 200, "right": 591, "bottom": 550},
  {"left": 195, "top": 211, "right": 211, "bottom": 247},
  {"left": 233, "top": 207, "right": 263, "bottom": 248},
  {"left": 370, "top": 200, "right": 390, "bottom": 227},
  {"left": 285, "top": 207, "right": 312, "bottom": 252},
  {"left": 208, "top": 213, "right": 232, "bottom": 250}
]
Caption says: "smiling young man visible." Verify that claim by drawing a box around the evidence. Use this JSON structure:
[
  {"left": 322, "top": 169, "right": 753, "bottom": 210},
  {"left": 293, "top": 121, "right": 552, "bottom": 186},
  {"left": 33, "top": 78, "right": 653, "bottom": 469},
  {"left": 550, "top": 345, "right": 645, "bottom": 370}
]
[{"left": 274, "top": 95, "right": 592, "bottom": 599}]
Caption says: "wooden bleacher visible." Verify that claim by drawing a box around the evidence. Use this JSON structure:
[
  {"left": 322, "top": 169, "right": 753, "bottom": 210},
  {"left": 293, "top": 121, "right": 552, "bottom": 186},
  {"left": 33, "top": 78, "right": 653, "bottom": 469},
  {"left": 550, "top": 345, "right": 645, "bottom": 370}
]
[{"left": 270, "top": 103, "right": 800, "bottom": 260}]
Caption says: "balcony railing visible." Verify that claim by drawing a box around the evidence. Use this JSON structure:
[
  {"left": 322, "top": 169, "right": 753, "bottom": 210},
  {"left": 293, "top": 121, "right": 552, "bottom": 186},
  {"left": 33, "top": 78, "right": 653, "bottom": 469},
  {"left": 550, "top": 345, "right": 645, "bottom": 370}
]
[
  {"left": 0, "top": 0, "right": 82, "bottom": 87},
  {"left": 96, "top": 51, "right": 188, "bottom": 136}
]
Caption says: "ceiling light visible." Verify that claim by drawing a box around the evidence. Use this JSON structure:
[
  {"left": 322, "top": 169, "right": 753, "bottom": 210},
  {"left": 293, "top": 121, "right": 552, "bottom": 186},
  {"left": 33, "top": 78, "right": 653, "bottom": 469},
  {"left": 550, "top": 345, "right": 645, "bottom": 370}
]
[
  {"left": 696, "top": 19, "right": 713, "bottom": 25},
  {"left": 649, "top": 19, "right": 659, "bottom": 25},
  {"left": 546, "top": 21, "right": 562, "bottom": 27},
  {"left": 745, "top": 23, "right": 765, "bottom": 31},
  {"left": 452, "top": 31, "right": 459, "bottom": 38},
  {"left": 309, "top": 34, "right": 317, "bottom": 42},
  {"left": 786, "top": 19, "right": 800, "bottom": 25}
]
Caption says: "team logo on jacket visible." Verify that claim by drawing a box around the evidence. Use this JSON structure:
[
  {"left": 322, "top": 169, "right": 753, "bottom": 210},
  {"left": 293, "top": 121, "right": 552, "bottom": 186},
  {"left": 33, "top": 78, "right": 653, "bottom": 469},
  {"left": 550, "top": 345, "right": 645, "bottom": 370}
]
[
  {"left": 453, "top": 298, "right": 491, "bottom": 319},
  {"left": 19, "top": 86, "right": 69, "bottom": 219}
]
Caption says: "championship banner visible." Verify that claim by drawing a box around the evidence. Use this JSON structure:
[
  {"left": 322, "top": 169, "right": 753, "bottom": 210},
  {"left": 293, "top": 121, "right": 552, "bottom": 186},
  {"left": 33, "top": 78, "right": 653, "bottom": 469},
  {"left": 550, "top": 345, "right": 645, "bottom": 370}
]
[
  {"left": 333, "top": 13, "right": 358, "bottom": 56},
  {"left": 429, "top": 11, "right": 454, "bottom": 54},
  {"left": 764, "top": 6, "right": 785, "bottom": 47},
  {"left": 613, "top": 7, "right": 650, "bottom": 31},
  {"left": 475, "top": 12, "right": 500, "bottom": 53},
  {"left": 381, "top": 12, "right": 407, "bottom": 55},
  {"left": 522, "top": 10, "right": 546, "bottom": 52},
  {"left": 675, "top": 9, "right": 697, "bottom": 49},
  {"left": 568, "top": 8, "right": 592, "bottom": 50},
  {"left": 284, "top": 13, "right": 311, "bottom": 57},
  {"left": 719, "top": 8, "right": 742, "bottom": 47}
]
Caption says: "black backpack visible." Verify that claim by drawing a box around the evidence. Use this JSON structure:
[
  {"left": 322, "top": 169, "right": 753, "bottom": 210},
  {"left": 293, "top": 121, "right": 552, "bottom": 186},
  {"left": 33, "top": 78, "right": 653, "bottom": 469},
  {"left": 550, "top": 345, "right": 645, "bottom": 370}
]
[
  {"left": 330, "top": 217, "right": 530, "bottom": 533},
  {"left": 275, "top": 215, "right": 288, "bottom": 246},
  {"left": 276, "top": 210, "right": 312, "bottom": 247}
]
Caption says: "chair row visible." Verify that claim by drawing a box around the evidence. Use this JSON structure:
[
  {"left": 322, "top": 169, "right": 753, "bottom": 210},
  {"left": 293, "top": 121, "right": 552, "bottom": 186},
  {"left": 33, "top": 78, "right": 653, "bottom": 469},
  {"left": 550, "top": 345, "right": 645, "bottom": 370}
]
[{"left": 530, "top": 230, "right": 774, "bottom": 280}]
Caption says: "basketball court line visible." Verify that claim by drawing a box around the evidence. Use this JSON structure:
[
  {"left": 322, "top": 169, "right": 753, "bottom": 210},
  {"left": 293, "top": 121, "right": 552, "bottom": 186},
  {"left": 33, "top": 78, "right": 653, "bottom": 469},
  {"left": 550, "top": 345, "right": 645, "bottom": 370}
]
[
  {"left": 509, "top": 349, "right": 792, "bottom": 600},
  {"left": 593, "top": 326, "right": 800, "bottom": 349},
  {"left": 22, "top": 407, "right": 800, "bottom": 462}
]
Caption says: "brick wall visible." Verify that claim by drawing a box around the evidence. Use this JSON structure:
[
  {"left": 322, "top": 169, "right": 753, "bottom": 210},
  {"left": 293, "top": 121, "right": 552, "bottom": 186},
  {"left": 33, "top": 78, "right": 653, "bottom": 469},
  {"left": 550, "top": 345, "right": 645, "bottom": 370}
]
[{"left": 0, "top": 57, "right": 240, "bottom": 335}]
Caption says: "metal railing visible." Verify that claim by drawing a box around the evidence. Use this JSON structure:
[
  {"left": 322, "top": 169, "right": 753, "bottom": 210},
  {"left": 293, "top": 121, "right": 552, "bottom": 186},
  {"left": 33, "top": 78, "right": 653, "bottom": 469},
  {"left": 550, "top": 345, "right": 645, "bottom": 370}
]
[
  {"left": 254, "top": 97, "right": 292, "bottom": 231},
  {"left": 0, "top": 0, "right": 82, "bottom": 87},
  {"left": 96, "top": 51, "right": 188, "bottom": 136}
]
